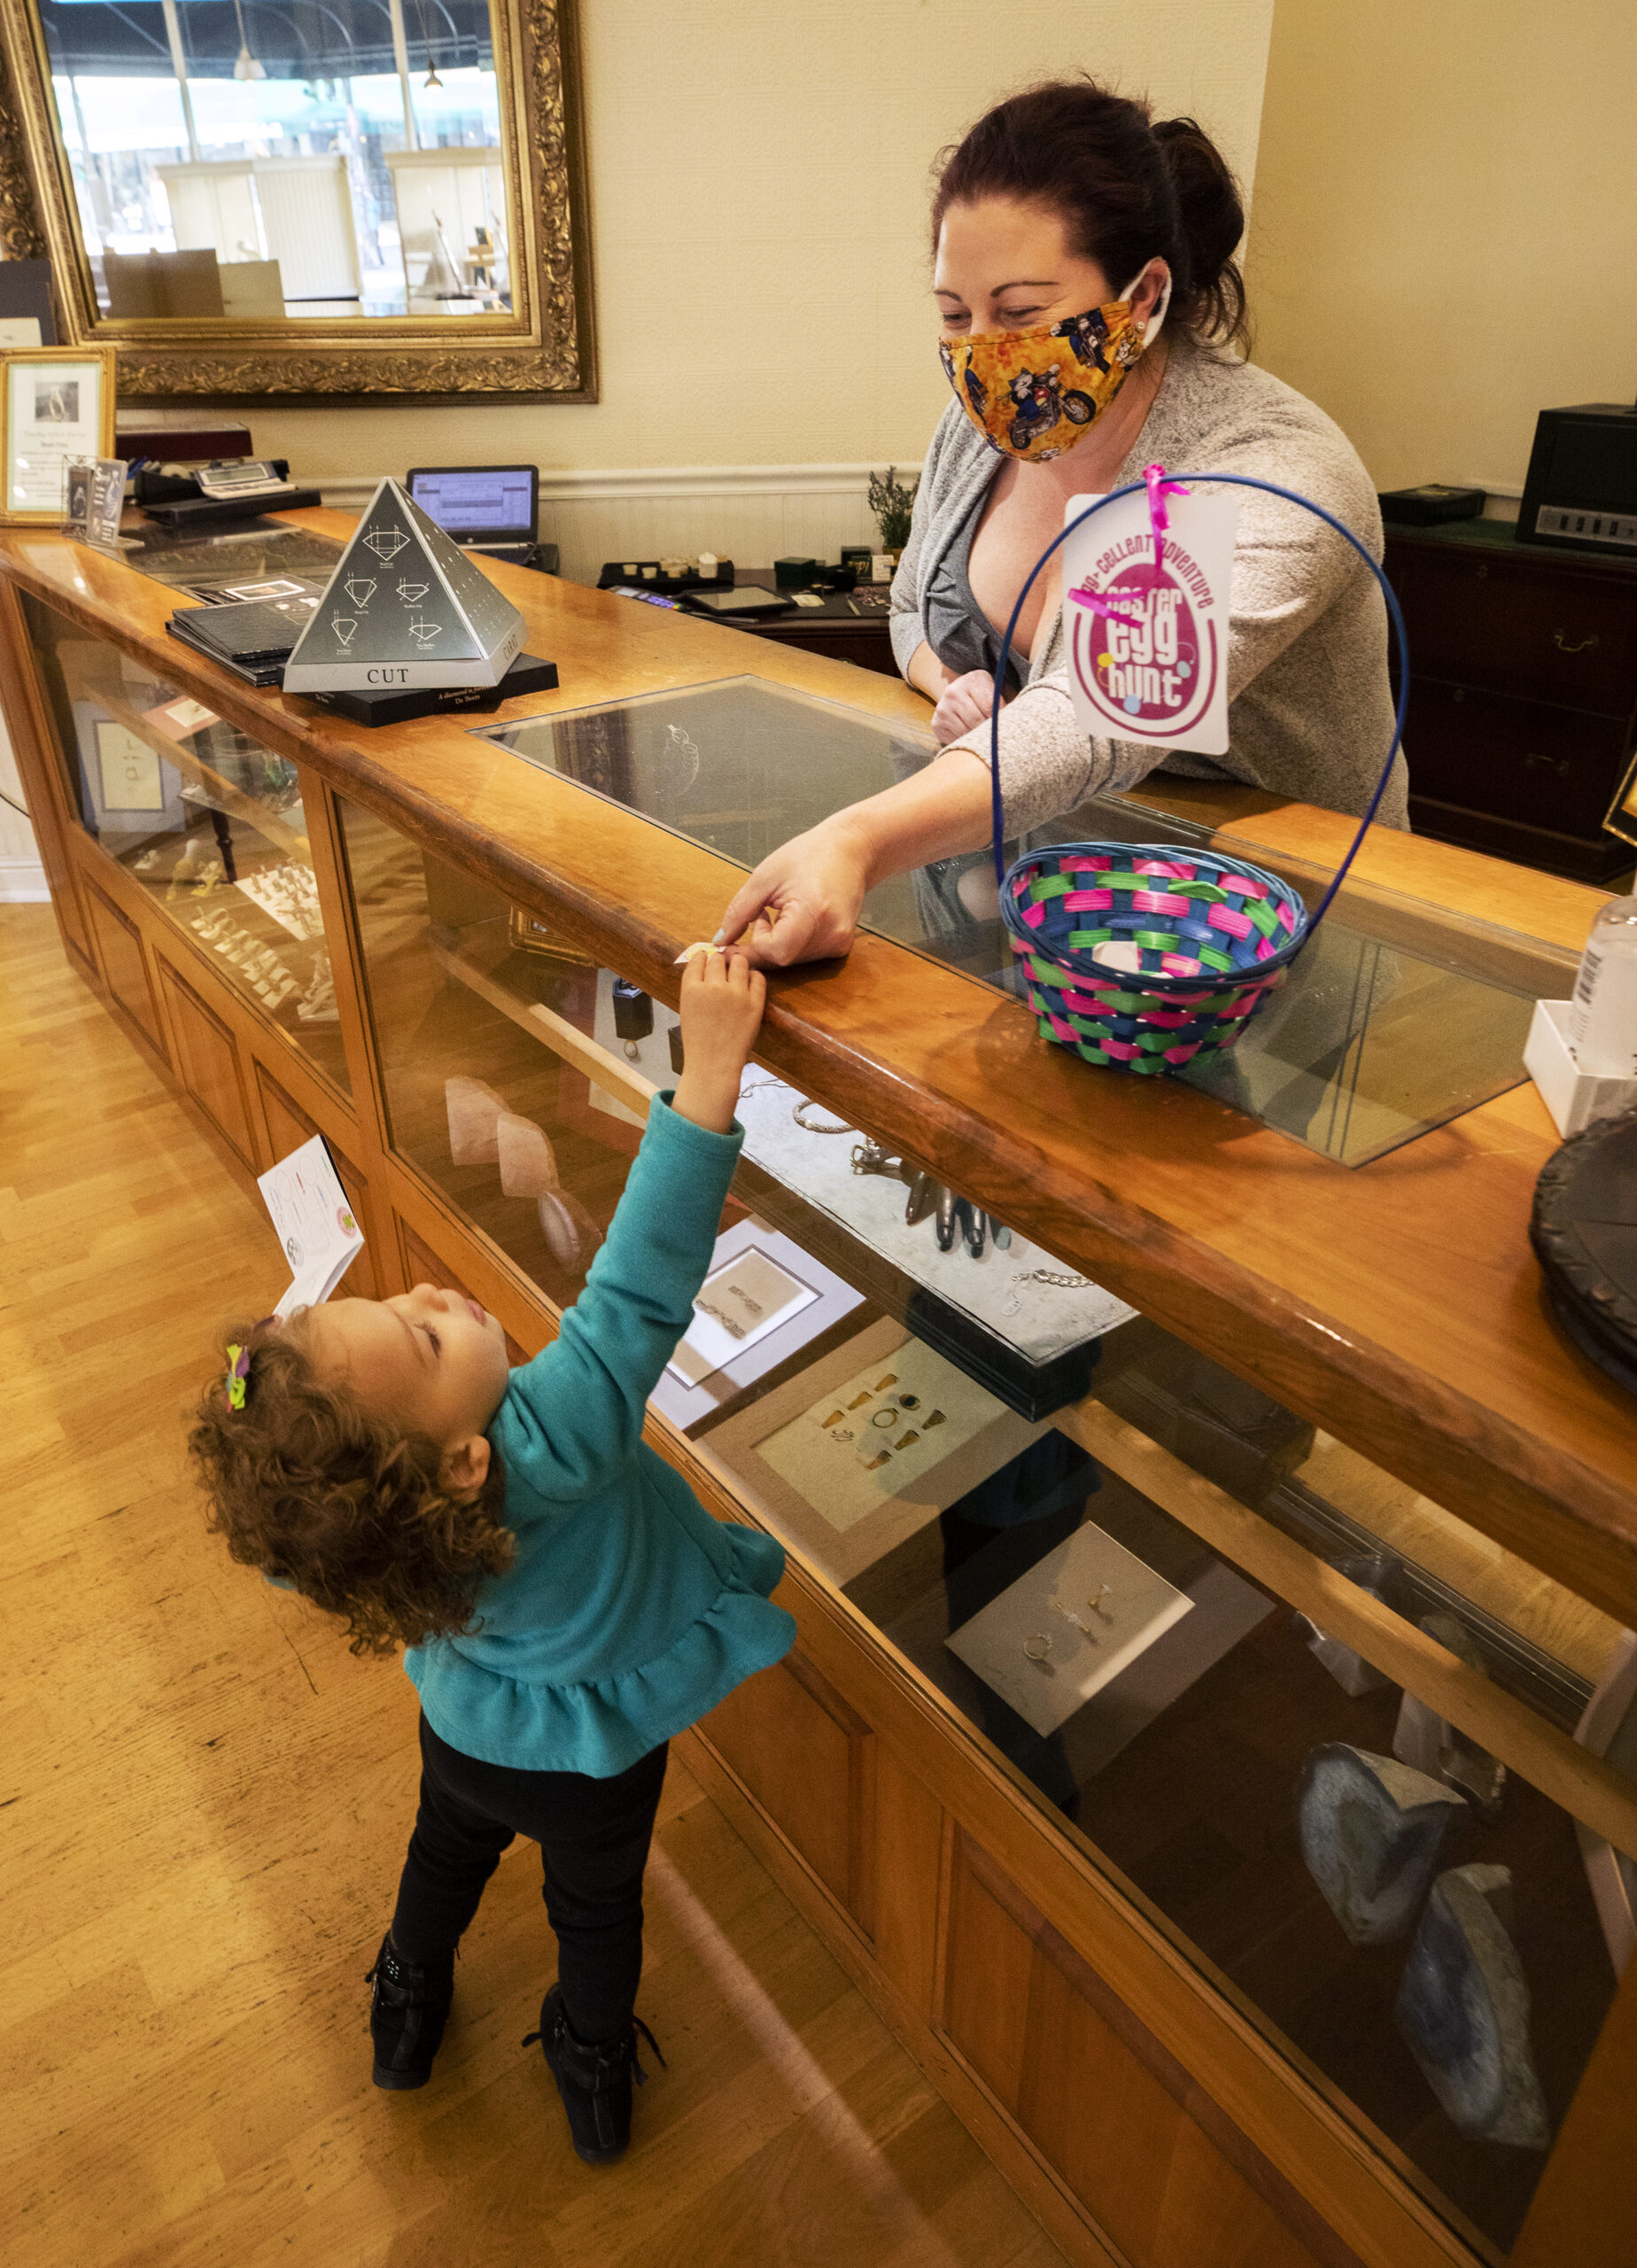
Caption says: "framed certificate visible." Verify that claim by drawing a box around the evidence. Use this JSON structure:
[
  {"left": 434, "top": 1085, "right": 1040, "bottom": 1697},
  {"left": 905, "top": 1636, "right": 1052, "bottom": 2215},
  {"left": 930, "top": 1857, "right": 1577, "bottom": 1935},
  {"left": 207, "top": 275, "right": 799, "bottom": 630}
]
[{"left": 1, "top": 346, "right": 115, "bottom": 524}]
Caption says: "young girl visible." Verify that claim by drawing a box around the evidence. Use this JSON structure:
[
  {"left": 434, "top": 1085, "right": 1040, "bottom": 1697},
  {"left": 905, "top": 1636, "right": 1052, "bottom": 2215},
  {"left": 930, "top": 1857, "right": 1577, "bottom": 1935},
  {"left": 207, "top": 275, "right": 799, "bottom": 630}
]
[{"left": 190, "top": 950, "right": 794, "bottom": 2164}]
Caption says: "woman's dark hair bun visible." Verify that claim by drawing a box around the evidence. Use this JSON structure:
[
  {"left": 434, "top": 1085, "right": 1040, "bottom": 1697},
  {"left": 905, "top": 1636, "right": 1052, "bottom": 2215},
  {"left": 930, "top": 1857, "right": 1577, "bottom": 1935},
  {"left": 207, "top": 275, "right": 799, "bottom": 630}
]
[
  {"left": 933, "top": 79, "right": 1250, "bottom": 352},
  {"left": 1150, "top": 115, "right": 1247, "bottom": 348}
]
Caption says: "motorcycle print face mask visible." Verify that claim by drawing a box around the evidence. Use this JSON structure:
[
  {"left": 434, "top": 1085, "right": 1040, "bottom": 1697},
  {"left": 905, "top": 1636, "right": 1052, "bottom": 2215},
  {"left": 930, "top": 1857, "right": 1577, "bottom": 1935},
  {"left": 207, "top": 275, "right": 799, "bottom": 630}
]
[{"left": 938, "top": 272, "right": 1170, "bottom": 463}]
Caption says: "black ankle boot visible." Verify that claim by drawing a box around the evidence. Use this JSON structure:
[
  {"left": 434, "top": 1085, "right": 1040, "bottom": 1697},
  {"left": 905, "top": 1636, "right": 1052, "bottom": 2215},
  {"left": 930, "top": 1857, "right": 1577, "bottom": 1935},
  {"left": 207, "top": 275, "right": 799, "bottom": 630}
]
[
  {"left": 524, "top": 1984, "right": 665, "bottom": 2163},
  {"left": 366, "top": 1931, "right": 454, "bottom": 2091}
]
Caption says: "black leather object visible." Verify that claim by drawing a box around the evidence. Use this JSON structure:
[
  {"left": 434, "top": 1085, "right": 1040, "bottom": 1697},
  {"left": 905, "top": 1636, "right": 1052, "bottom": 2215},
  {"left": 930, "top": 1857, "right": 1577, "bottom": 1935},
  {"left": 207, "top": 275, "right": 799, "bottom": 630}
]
[{"left": 1530, "top": 1106, "right": 1637, "bottom": 1394}]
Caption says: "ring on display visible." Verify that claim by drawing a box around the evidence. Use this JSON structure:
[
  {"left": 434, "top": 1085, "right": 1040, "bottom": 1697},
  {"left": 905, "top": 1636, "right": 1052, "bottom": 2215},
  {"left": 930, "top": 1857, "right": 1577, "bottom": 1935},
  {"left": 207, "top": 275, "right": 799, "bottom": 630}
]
[{"left": 1022, "top": 1634, "right": 1054, "bottom": 1663}]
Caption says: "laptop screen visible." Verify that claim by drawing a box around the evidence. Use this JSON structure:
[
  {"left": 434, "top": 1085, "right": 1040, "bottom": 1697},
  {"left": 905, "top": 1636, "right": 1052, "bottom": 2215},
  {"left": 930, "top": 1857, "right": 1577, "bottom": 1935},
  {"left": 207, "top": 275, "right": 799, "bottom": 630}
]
[{"left": 407, "top": 466, "right": 536, "bottom": 541}]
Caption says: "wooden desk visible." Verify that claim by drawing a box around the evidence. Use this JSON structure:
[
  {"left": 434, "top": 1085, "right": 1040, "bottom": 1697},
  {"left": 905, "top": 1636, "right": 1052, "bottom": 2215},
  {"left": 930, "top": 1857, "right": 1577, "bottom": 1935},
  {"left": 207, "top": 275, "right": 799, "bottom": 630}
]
[
  {"left": 6, "top": 509, "right": 1635, "bottom": 2268},
  {"left": 719, "top": 570, "right": 899, "bottom": 679}
]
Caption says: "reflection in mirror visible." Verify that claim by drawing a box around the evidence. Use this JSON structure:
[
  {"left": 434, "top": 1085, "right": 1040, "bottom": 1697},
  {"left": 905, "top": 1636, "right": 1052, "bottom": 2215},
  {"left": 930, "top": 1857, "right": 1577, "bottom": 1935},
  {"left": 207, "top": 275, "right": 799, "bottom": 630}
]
[{"left": 40, "top": 0, "right": 513, "bottom": 320}]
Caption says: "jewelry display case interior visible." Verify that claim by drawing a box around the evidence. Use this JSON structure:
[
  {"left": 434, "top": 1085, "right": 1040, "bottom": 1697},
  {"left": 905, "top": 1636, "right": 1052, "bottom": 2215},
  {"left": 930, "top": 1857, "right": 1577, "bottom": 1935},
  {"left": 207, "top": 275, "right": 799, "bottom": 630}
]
[
  {"left": 8, "top": 529, "right": 1637, "bottom": 2268},
  {"left": 24, "top": 579, "right": 351, "bottom": 1095}
]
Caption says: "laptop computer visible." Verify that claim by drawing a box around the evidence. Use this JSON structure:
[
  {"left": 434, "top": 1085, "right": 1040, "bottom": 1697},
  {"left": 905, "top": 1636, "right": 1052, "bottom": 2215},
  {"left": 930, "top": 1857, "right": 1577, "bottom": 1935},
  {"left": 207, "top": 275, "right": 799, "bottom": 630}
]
[{"left": 406, "top": 463, "right": 540, "bottom": 566}]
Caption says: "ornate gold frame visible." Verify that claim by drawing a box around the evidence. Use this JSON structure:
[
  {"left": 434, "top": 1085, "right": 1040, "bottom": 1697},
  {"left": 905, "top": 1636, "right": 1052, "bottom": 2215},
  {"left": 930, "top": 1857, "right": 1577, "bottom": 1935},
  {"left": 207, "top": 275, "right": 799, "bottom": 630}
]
[{"left": 0, "top": 0, "right": 594, "bottom": 406}]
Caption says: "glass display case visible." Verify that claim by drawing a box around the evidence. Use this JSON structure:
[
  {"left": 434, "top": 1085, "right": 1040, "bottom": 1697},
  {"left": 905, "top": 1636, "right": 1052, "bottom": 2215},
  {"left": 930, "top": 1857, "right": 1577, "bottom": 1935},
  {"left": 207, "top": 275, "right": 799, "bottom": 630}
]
[
  {"left": 337, "top": 682, "right": 1623, "bottom": 2262},
  {"left": 475, "top": 678, "right": 1564, "bottom": 1168},
  {"left": 10, "top": 497, "right": 1633, "bottom": 2268},
  {"left": 24, "top": 586, "right": 351, "bottom": 1094}
]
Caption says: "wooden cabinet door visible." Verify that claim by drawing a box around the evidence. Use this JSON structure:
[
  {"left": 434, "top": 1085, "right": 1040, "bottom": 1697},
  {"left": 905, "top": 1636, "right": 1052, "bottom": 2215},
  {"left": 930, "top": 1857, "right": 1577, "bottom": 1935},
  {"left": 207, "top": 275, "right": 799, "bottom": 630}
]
[
  {"left": 255, "top": 1066, "right": 377, "bottom": 1300},
  {"left": 1402, "top": 680, "right": 1629, "bottom": 840},
  {"left": 82, "top": 878, "right": 166, "bottom": 1061},
  {"left": 157, "top": 957, "right": 258, "bottom": 1171},
  {"left": 700, "top": 1647, "right": 875, "bottom": 1938},
  {"left": 941, "top": 1832, "right": 1343, "bottom": 2268},
  {"left": 1387, "top": 545, "right": 1637, "bottom": 711}
]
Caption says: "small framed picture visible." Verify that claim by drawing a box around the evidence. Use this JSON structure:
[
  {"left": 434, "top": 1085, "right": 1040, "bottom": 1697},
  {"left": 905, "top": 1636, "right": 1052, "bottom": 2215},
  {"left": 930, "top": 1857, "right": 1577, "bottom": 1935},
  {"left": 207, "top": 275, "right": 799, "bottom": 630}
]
[{"left": 1, "top": 345, "right": 115, "bottom": 524}]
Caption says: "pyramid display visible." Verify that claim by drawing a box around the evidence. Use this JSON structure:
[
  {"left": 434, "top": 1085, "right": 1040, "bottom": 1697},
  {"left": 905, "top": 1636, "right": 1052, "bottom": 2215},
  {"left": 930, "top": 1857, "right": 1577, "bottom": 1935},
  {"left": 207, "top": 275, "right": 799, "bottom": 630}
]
[{"left": 283, "top": 478, "right": 525, "bottom": 693}]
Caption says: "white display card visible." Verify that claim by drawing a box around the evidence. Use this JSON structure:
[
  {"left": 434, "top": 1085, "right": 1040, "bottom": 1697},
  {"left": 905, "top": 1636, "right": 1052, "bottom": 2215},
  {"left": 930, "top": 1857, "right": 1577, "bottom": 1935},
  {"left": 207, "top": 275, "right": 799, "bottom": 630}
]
[
  {"left": 1060, "top": 486, "right": 1239, "bottom": 757},
  {"left": 669, "top": 1245, "right": 818, "bottom": 1383},
  {"left": 95, "top": 719, "right": 163, "bottom": 812},
  {"left": 143, "top": 695, "right": 220, "bottom": 743},
  {"left": 756, "top": 1336, "right": 1013, "bottom": 1534},
  {"left": 236, "top": 862, "right": 326, "bottom": 941},
  {"left": 946, "top": 1516, "right": 1195, "bottom": 1737},
  {"left": 257, "top": 1135, "right": 366, "bottom": 1318},
  {"left": 648, "top": 1216, "right": 862, "bottom": 1431}
]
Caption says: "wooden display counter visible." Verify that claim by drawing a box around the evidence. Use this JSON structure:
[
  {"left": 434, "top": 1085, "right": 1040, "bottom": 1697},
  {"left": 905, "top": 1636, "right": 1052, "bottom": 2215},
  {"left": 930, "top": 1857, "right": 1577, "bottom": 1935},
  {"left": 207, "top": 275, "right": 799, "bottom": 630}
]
[{"left": 5, "top": 509, "right": 1635, "bottom": 2268}]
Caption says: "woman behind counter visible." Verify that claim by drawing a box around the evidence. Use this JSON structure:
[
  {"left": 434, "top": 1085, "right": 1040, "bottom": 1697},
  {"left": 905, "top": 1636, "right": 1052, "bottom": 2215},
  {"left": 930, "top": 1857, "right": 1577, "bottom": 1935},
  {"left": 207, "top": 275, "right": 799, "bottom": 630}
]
[{"left": 721, "top": 79, "right": 1406, "bottom": 967}]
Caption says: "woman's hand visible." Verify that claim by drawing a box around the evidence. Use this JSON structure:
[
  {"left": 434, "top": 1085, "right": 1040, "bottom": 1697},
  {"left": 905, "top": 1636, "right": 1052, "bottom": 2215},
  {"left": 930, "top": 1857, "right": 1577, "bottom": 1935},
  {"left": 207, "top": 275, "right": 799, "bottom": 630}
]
[
  {"left": 717, "top": 812, "right": 875, "bottom": 970},
  {"left": 929, "top": 669, "right": 1000, "bottom": 747},
  {"left": 671, "top": 949, "right": 765, "bottom": 1133}
]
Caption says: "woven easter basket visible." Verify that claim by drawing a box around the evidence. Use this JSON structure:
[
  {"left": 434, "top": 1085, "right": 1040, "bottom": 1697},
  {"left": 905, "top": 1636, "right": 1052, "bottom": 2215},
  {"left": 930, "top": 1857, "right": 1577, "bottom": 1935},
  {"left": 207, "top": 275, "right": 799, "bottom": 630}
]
[
  {"left": 1000, "top": 841, "right": 1306, "bottom": 1072},
  {"left": 985, "top": 470, "right": 1408, "bottom": 1079}
]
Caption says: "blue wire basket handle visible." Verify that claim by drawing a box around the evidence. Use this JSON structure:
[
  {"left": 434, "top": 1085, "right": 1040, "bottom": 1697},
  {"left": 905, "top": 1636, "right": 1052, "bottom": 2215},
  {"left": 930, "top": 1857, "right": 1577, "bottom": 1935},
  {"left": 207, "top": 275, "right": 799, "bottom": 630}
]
[{"left": 986, "top": 472, "right": 1412, "bottom": 940}]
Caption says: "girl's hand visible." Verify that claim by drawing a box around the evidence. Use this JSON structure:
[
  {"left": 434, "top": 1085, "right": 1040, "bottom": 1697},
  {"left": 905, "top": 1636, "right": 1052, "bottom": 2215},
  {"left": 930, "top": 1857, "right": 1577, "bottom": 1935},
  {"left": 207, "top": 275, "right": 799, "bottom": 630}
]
[
  {"left": 671, "top": 949, "right": 766, "bottom": 1132},
  {"left": 717, "top": 813, "right": 873, "bottom": 970},
  {"left": 929, "top": 669, "right": 1000, "bottom": 746}
]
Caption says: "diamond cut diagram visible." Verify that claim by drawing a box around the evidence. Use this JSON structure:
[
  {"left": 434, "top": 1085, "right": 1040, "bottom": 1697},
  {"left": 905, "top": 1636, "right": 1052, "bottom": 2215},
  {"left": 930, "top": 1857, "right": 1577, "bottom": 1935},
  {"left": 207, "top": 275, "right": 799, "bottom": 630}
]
[{"left": 283, "top": 478, "right": 524, "bottom": 691}]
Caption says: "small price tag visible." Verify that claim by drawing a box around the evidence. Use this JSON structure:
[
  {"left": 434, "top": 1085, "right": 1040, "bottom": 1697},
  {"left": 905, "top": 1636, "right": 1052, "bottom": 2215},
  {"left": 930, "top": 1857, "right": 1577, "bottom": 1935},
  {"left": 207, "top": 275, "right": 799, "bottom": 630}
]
[{"left": 1060, "top": 486, "right": 1239, "bottom": 756}]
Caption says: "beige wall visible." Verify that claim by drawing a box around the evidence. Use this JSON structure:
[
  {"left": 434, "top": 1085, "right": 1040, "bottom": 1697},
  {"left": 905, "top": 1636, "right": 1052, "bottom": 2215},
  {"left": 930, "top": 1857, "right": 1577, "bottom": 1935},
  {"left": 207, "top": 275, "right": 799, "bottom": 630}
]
[
  {"left": 252, "top": 0, "right": 1275, "bottom": 482},
  {"left": 1242, "top": 0, "right": 1637, "bottom": 499}
]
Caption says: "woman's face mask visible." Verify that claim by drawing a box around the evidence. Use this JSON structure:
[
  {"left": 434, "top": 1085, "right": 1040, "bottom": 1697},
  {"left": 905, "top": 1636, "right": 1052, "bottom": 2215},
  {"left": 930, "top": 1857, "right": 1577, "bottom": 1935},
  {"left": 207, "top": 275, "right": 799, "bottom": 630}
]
[{"left": 939, "top": 274, "right": 1169, "bottom": 463}]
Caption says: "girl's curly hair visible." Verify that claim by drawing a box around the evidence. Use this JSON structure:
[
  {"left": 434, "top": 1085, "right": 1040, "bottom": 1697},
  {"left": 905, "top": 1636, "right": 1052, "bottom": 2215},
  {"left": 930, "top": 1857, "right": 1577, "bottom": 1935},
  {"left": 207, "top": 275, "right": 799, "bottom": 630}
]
[{"left": 190, "top": 1316, "right": 515, "bottom": 1655}]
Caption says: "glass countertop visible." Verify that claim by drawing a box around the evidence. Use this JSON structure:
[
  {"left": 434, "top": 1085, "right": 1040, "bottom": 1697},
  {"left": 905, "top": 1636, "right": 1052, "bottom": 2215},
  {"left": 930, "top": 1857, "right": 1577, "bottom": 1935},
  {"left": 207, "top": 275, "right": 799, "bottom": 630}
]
[
  {"left": 476, "top": 677, "right": 1566, "bottom": 1167},
  {"left": 114, "top": 516, "right": 344, "bottom": 599}
]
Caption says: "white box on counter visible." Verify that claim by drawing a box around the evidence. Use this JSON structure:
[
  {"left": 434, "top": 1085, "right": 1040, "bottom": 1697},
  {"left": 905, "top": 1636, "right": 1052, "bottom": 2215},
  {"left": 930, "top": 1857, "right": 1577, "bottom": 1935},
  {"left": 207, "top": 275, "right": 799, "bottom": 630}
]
[{"left": 1524, "top": 998, "right": 1637, "bottom": 1138}]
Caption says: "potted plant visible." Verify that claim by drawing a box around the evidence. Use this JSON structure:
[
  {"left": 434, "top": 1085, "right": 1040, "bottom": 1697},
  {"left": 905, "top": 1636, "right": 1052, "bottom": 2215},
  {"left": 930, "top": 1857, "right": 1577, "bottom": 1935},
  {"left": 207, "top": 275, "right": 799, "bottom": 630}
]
[{"left": 868, "top": 466, "right": 917, "bottom": 564}]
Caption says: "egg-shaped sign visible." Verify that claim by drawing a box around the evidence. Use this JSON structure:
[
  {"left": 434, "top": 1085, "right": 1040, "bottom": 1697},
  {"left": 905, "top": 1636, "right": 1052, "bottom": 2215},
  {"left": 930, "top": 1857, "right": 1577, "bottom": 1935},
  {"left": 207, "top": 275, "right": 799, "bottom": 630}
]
[{"left": 1060, "top": 489, "right": 1239, "bottom": 757}]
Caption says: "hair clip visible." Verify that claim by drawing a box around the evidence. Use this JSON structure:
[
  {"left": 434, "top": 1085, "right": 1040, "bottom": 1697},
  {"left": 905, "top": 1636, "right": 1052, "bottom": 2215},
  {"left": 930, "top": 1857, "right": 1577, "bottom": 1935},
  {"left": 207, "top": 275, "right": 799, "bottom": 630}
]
[{"left": 225, "top": 1343, "right": 251, "bottom": 1411}]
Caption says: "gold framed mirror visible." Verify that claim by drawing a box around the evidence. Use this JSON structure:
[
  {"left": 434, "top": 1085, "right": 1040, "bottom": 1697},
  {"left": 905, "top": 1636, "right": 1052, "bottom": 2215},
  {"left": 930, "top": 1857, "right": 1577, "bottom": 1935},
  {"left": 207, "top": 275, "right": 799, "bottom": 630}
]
[{"left": 0, "top": 0, "right": 593, "bottom": 404}]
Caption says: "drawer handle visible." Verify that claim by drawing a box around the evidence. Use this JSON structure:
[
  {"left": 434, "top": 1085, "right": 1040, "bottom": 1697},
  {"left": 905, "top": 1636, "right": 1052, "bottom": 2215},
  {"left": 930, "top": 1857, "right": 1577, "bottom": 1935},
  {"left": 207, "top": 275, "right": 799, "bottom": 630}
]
[
  {"left": 1524, "top": 751, "right": 1570, "bottom": 776},
  {"left": 1553, "top": 630, "right": 1601, "bottom": 654}
]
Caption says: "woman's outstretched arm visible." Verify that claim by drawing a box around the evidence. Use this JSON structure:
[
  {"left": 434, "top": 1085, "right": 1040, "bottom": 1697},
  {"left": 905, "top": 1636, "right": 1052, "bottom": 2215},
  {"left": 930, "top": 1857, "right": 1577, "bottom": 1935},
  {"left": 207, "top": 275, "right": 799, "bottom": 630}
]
[{"left": 717, "top": 747, "right": 993, "bottom": 967}]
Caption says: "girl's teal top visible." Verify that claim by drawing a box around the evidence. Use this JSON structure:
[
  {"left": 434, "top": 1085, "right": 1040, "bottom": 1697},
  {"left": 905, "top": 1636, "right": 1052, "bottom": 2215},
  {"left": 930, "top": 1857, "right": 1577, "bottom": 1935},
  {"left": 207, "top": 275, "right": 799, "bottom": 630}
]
[{"left": 404, "top": 1097, "right": 795, "bottom": 1776}]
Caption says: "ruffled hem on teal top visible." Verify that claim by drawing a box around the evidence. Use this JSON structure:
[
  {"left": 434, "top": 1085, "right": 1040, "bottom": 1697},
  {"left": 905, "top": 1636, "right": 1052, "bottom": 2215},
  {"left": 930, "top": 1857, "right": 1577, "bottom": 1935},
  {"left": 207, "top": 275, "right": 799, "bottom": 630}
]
[{"left": 406, "top": 1524, "right": 793, "bottom": 1777}]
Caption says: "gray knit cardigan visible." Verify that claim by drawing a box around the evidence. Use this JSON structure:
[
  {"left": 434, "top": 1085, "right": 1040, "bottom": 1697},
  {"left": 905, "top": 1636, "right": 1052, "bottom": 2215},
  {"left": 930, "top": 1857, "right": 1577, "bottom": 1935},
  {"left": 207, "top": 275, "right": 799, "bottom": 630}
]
[{"left": 888, "top": 336, "right": 1408, "bottom": 835}]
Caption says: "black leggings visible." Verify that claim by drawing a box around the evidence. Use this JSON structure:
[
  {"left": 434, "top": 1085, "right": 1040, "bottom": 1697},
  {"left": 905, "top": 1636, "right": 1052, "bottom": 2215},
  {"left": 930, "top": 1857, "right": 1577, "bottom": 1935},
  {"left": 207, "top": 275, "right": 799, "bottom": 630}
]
[{"left": 392, "top": 1713, "right": 669, "bottom": 2044}]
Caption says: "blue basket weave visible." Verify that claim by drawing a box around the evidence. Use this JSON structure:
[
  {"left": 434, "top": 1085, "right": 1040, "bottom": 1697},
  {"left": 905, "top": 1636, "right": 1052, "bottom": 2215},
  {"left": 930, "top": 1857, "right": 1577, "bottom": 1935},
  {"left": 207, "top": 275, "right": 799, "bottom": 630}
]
[
  {"left": 987, "top": 473, "right": 1408, "bottom": 1077},
  {"left": 1001, "top": 841, "right": 1306, "bottom": 1072}
]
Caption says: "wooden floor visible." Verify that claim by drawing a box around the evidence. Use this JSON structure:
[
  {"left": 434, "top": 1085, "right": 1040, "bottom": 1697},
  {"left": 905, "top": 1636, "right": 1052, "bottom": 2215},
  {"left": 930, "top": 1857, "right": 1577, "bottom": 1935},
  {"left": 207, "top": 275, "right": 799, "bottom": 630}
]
[{"left": 0, "top": 904, "right": 1065, "bottom": 2268}]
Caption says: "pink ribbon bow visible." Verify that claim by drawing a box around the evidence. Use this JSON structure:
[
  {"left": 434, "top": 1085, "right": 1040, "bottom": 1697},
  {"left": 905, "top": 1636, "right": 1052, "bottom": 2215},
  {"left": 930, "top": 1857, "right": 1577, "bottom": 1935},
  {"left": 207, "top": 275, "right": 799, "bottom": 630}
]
[{"left": 1067, "top": 461, "right": 1192, "bottom": 626}]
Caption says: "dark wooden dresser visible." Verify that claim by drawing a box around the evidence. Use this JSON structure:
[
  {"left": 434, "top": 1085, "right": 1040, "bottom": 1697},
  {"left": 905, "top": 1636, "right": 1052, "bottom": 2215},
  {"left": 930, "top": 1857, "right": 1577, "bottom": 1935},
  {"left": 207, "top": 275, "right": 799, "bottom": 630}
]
[{"left": 1383, "top": 516, "right": 1637, "bottom": 883}]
